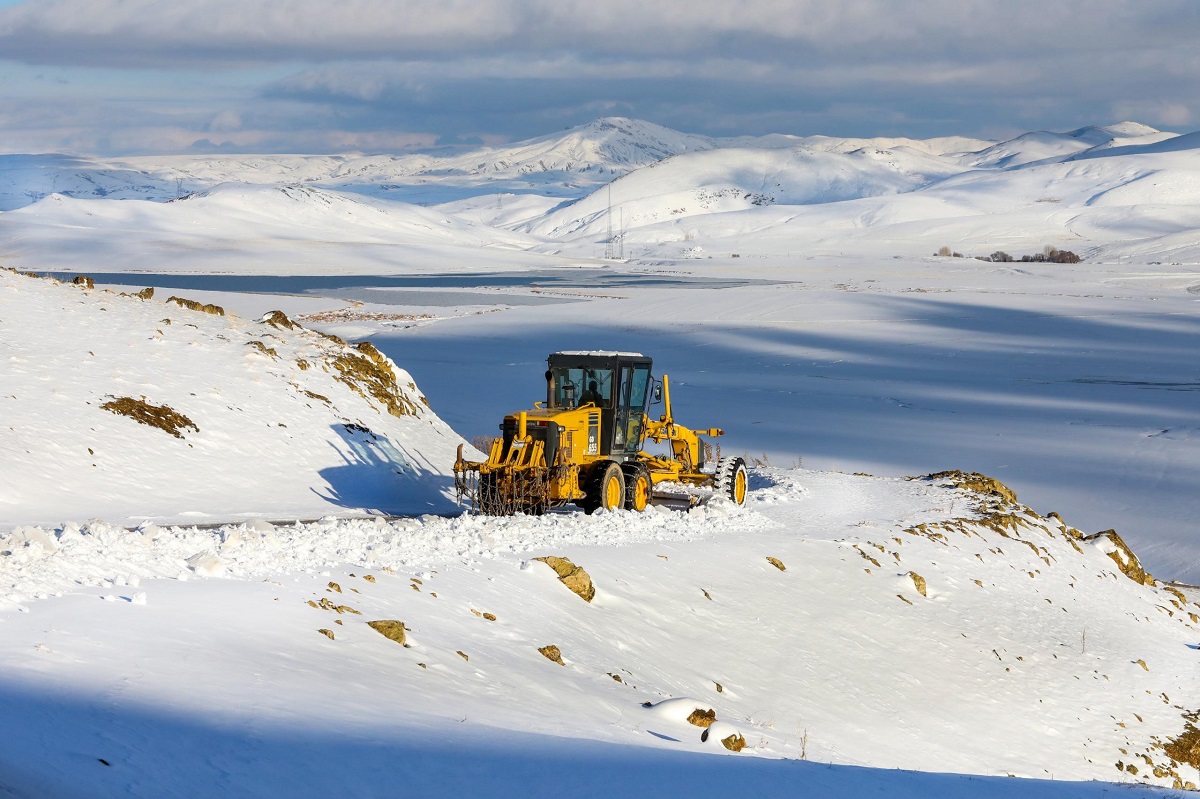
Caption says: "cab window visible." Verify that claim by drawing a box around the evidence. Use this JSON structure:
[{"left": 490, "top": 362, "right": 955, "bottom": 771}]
[{"left": 551, "top": 367, "right": 614, "bottom": 409}]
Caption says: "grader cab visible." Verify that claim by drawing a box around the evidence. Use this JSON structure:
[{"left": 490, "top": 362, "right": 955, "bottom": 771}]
[{"left": 453, "top": 351, "right": 747, "bottom": 515}]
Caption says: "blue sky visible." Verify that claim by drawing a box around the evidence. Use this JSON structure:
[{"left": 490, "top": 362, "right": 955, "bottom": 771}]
[{"left": 0, "top": 0, "right": 1196, "bottom": 156}]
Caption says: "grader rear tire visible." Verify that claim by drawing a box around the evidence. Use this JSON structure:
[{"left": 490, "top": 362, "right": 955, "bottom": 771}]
[{"left": 583, "top": 461, "right": 625, "bottom": 514}]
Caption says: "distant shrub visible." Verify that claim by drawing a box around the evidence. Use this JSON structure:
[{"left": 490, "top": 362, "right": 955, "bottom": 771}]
[
  {"left": 990, "top": 251, "right": 1013, "bottom": 262},
  {"left": 937, "top": 246, "right": 952, "bottom": 257},
  {"left": 1019, "top": 248, "right": 1082, "bottom": 264}
]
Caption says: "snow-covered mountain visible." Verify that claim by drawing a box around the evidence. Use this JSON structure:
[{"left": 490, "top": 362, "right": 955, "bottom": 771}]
[
  {"left": 0, "top": 182, "right": 569, "bottom": 275},
  {"left": 4, "top": 116, "right": 1196, "bottom": 270},
  {"left": 0, "top": 117, "right": 715, "bottom": 211},
  {"left": 966, "top": 122, "right": 1172, "bottom": 168},
  {"left": 520, "top": 143, "right": 965, "bottom": 239}
]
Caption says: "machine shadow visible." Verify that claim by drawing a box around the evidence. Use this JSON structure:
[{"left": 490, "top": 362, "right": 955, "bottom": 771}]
[{"left": 314, "top": 422, "right": 459, "bottom": 516}]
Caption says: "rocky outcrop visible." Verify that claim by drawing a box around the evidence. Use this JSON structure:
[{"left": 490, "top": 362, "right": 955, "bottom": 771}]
[{"left": 535, "top": 556, "right": 596, "bottom": 602}]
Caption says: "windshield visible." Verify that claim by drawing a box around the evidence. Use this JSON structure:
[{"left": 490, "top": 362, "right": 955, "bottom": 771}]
[{"left": 551, "top": 367, "right": 614, "bottom": 409}]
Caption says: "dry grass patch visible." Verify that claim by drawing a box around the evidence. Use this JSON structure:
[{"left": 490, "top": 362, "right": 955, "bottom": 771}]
[
  {"left": 166, "top": 296, "right": 224, "bottom": 316},
  {"left": 925, "top": 470, "right": 1017, "bottom": 504},
  {"left": 331, "top": 342, "right": 419, "bottom": 418},
  {"left": 100, "top": 397, "right": 198, "bottom": 439}
]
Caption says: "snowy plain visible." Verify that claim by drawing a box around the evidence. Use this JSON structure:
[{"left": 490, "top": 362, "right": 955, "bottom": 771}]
[{"left": 2, "top": 116, "right": 1200, "bottom": 797}]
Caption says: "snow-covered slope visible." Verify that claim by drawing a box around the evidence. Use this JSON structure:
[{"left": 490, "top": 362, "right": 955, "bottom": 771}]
[
  {"left": 0, "top": 269, "right": 470, "bottom": 524},
  {"left": 3, "top": 463, "right": 1198, "bottom": 795},
  {"left": 521, "top": 144, "right": 964, "bottom": 239},
  {"left": 4, "top": 117, "right": 1195, "bottom": 266},
  {"left": 966, "top": 122, "right": 1172, "bottom": 168},
  {"left": 0, "top": 118, "right": 716, "bottom": 212},
  {"left": 0, "top": 183, "right": 568, "bottom": 275}
]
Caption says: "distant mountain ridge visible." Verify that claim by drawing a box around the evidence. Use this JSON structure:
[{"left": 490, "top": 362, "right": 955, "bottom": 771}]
[
  {"left": 0, "top": 117, "right": 1178, "bottom": 212},
  {"left": 3, "top": 116, "right": 1199, "bottom": 267}
]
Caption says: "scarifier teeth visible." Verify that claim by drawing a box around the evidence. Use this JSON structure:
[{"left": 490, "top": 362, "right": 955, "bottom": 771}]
[{"left": 456, "top": 467, "right": 551, "bottom": 516}]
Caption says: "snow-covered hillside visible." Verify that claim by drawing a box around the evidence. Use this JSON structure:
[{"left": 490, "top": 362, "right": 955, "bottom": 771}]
[
  {"left": 0, "top": 183, "right": 572, "bottom": 275},
  {"left": 4, "top": 453, "right": 1200, "bottom": 794},
  {"left": 3, "top": 116, "right": 1196, "bottom": 268},
  {"left": 3, "top": 115, "right": 1200, "bottom": 797},
  {"left": 520, "top": 144, "right": 964, "bottom": 239},
  {"left": 0, "top": 117, "right": 714, "bottom": 212},
  {"left": 0, "top": 269, "right": 469, "bottom": 524}
]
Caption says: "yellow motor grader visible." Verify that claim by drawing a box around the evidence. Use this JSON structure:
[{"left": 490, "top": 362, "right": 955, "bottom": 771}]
[{"left": 453, "top": 351, "right": 748, "bottom": 515}]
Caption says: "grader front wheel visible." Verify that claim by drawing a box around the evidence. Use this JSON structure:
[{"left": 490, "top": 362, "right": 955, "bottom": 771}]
[{"left": 715, "top": 457, "right": 748, "bottom": 507}]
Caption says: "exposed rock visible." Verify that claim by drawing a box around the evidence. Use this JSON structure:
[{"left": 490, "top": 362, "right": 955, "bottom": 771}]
[
  {"left": 721, "top": 733, "right": 747, "bottom": 752},
  {"left": 363, "top": 575, "right": 376, "bottom": 583},
  {"left": 133, "top": 287, "right": 154, "bottom": 300},
  {"left": 687, "top": 708, "right": 717, "bottom": 728},
  {"left": 457, "top": 650, "right": 469, "bottom": 661},
  {"left": 327, "top": 582, "right": 341, "bottom": 593},
  {"left": 100, "top": 397, "right": 198, "bottom": 439},
  {"left": 367, "top": 620, "right": 407, "bottom": 646},
  {"left": 261, "top": 310, "right": 299, "bottom": 330},
  {"left": 1165, "top": 712, "right": 1200, "bottom": 770},
  {"left": 331, "top": 341, "right": 419, "bottom": 418},
  {"left": 166, "top": 296, "right": 225, "bottom": 316},
  {"left": 247, "top": 340, "right": 278, "bottom": 358},
  {"left": 538, "top": 644, "right": 565, "bottom": 665},
  {"left": 1084, "top": 529, "right": 1155, "bottom": 585},
  {"left": 908, "top": 571, "right": 928, "bottom": 597},
  {"left": 317, "top": 628, "right": 335, "bottom": 640},
  {"left": 535, "top": 556, "right": 596, "bottom": 602},
  {"left": 766, "top": 556, "right": 786, "bottom": 571},
  {"left": 72, "top": 275, "right": 95, "bottom": 289},
  {"left": 925, "top": 470, "right": 1017, "bottom": 505}
]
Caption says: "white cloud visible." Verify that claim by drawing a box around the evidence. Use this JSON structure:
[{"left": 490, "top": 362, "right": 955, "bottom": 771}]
[{"left": 0, "top": 0, "right": 1190, "bottom": 65}]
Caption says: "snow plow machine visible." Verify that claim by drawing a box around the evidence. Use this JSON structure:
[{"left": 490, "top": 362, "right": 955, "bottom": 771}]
[{"left": 454, "top": 351, "right": 748, "bottom": 515}]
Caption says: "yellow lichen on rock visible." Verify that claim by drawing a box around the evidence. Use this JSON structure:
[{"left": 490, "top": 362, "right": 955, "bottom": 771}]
[
  {"left": 766, "top": 556, "right": 787, "bottom": 571},
  {"left": 687, "top": 708, "right": 717, "bottom": 728},
  {"left": 535, "top": 556, "right": 596, "bottom": 602}
]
